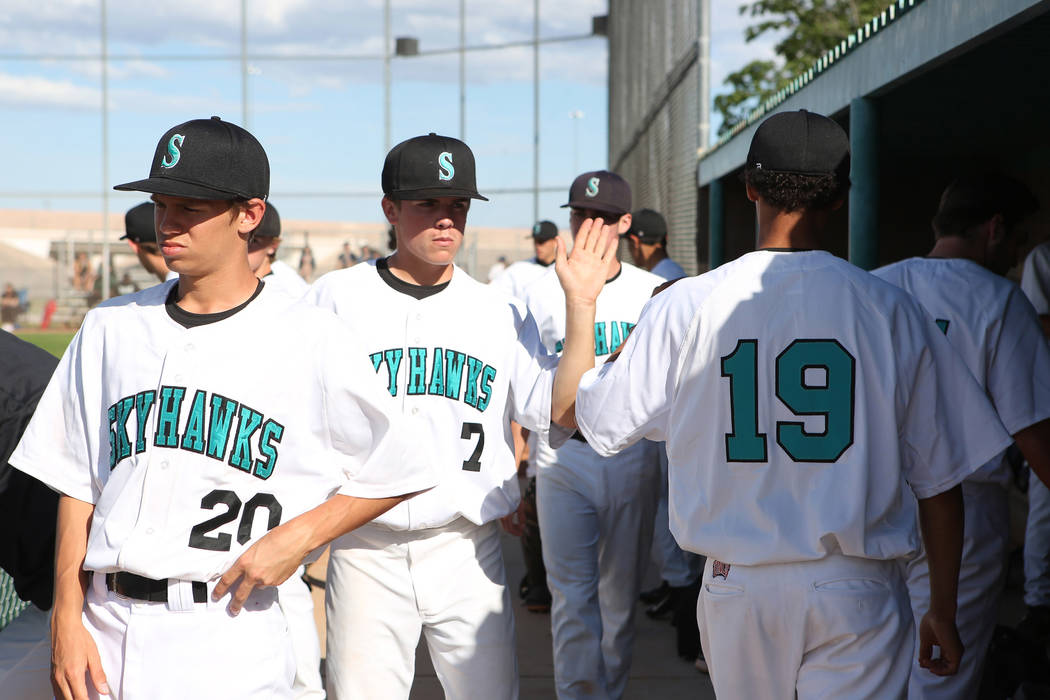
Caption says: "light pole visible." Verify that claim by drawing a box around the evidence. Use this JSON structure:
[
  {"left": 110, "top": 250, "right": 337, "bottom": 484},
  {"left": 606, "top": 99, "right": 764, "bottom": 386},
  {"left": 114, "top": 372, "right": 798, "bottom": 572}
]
[{"left": 569, "top": 109, "right": 584, "bottom": 174}]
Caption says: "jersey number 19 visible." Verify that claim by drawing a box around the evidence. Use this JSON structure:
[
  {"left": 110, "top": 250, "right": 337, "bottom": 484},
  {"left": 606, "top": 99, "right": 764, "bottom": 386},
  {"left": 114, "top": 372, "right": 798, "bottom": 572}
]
[{"left": 721, "top": 339, "right": 855, "bottom": 463}]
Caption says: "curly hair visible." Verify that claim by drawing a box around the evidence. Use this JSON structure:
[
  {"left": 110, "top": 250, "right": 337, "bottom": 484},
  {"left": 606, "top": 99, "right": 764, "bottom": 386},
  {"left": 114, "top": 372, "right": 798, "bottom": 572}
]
[{"left": 744, "top": 169, "right": 849, "bottom": 213}]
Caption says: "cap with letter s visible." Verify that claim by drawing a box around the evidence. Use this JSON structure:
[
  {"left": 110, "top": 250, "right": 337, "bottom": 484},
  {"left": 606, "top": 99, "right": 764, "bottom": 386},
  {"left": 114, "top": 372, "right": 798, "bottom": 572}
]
[
  {"left": 114, "top": 116, "right": 269, "bottom": 201},
  {"left": 562, "top": 170, "right": 631, "bottom": 217},
  {"left": 382, "top": 133, "right": 488, "bottom": 201}
]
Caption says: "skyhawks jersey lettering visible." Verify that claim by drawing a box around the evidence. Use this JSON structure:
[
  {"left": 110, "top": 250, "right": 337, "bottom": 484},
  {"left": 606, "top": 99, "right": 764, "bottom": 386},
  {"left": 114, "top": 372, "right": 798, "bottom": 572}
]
[
  {"left": 523, "top": 261, "right": 664, "bottom": 470},
  {"left": 874, "top": 257, "right": 1050, "bottom": 483},
  {"left": 10, "top": 280, "right": 435, "bottom": 582},
  {"left": 307, "top": 259, "right": 564, "bottom": 530},
  {"left": 575, "top": 250, "right": 1012, "bottom": 565},
  {"left": 490, "top": 257, "right": 552, "bottom": 300},
  {"left": 1023, "top": 241, "right": 1050, "bottom": 315}
]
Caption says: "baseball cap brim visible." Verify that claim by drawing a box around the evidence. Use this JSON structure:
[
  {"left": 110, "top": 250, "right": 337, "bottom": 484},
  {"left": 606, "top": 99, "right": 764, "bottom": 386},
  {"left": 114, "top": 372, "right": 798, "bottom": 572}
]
[
  {"left": 114, "top": 176, "right": 253, "bottom": 201},
  {"left": 560, "top": 200, "right": 626, "bottom": 216},
  {"left": 387, "top": 186, "right": 488, "bottom": 202}
]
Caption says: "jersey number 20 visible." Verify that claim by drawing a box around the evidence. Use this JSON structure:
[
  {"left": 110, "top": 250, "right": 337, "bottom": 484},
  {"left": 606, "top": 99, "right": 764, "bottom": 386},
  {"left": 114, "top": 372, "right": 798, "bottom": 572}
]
[
  {"left": 721, "top": 339, "right": 855, "bottom": 463},
  {"left": 188, "top": 490, "right": 283, "bottom": 551}
]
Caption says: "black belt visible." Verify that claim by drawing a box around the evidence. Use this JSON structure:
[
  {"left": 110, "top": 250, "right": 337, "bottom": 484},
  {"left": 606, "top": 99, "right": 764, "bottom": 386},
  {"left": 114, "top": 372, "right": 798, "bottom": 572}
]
[
  {"left": 105, "top": 572, "right": 207, "bottom": 603},
  {"left": 570, "top": 430, "right": 588, "bottom": 443}
]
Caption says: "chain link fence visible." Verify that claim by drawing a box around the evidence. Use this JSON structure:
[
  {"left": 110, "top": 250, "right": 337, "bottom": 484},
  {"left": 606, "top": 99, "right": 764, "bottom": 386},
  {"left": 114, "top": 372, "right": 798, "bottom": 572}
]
[{"left": 608, "top": 0, "right": 702, "bottom": 274}]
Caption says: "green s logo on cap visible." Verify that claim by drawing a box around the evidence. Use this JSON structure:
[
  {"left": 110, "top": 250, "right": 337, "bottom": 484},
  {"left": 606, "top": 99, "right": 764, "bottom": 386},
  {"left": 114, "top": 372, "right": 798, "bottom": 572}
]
[
  {"left": 438, "top": 152, "right": 455, "bottom": 181},
  {"left": 585, "top": 177, "right": 599, "bottom": 197},
  {"left": 161, "top": 134, "right": 184, "bottom": 169},
  {"left": 533, "top": 223, "right": 541, "bottom": 234}
]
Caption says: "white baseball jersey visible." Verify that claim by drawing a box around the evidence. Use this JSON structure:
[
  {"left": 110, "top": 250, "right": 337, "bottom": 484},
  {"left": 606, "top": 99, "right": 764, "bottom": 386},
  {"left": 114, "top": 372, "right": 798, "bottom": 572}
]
[
  {"left": 10, "top": 280, "right": 436, "bottom": 582},
  {"left": 1023, "top": 241, "right": 1050, "bottom": 315},
  {"left": 576, "top": 250, "right": 1012, "bottom": 565},
  {"left": 489, "top": 257, "right": 552, "bottom": 300},
  {"left": 307, "top": 259, "right": 566, "bottom": 531},
  {"left": 874, "top": 257, "right": 1050, "bottom": 483},
  {"left": 268, "top": 259, "right": 310, "bottom": 298},
  {"left": 523, "top": 261, "right": 664, "bottom": 470},
  {"left": 651, "top": 256, "right": 686, "bottom": 281}
]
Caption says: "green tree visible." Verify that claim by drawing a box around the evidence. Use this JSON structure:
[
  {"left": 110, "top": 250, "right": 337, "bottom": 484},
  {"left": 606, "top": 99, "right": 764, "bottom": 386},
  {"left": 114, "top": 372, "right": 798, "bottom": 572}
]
[{"left": 715, "top": 0, "right": 887, "bottom": 135}]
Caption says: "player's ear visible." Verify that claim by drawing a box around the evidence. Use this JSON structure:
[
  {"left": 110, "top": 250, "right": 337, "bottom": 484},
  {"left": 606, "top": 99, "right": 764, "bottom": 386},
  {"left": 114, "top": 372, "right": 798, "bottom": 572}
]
[
  {"left": 381, "top": 196, "right": 400, "bottom": 226},
  {"left": 237, "top": 199, "right": 266, "bottom": 236},
  {"left": 617, "top": 212, "right": 632, "bottom": 235}
]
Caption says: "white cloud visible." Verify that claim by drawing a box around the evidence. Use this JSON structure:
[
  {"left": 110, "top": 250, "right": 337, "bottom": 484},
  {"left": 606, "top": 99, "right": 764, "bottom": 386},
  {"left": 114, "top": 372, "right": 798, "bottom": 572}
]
[{"left": 0, "top": 72, "right": 98, "bottom": 110}]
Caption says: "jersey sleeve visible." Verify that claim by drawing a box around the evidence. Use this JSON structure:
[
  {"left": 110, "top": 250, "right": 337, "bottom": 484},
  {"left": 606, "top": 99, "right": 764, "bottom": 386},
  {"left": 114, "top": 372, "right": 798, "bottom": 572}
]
[
  {"left": 504, "top": 301, "right": 571, "bottom": 447},
  {"left": 319, "top": 321, "right": 438, "bottom": 499},
  {"left": 1022, "top": 244, "right": 1050, "bottom": 315},
  {"left": 576, "top": 286, "right": 691, "bottom": 456},
  {"left": 985, "top": 287, "right": 1050, "bottom": 435},
  {"left": 896, "top": 303, "right": 1013, "bottom": 499},
  {"left": 8, "top": 323, "right": 102, "bottom": 504}
]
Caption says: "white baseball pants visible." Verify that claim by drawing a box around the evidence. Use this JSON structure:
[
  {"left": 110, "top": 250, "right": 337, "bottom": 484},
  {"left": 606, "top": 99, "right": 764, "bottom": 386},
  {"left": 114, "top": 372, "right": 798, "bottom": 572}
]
[
  {"left": 699, "top": 553, "right": 913, "bottom": 700},
  {"left": 324, "top": 518, "right": 517, "bottom": 700},
  {"left": 0, "top": 604, "right": 50, "bottom": 699},
  {"left": 82, "top": 572, "right": 294, "bottom": 699},
  {"left": 905, "top": 481, "right": 1009, "bottom": 699},
  {"left": 536, "top": 439, "right": 659, "bottom": 700},
  {"left": 277, "top": 566, "right": 324, "bottom": 700}
]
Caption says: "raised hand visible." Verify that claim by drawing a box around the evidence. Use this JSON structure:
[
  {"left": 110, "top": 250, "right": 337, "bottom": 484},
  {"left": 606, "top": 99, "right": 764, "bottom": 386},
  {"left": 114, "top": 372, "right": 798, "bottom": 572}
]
[{"left": 554, "top": 217, "right": 620, "bottom": 307}]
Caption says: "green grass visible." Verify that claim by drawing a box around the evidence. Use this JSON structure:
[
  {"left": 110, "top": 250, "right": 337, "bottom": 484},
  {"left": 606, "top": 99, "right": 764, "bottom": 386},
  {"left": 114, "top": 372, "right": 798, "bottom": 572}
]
[{"left": 17, "top": 330, "right": 76, "bottom": 358}]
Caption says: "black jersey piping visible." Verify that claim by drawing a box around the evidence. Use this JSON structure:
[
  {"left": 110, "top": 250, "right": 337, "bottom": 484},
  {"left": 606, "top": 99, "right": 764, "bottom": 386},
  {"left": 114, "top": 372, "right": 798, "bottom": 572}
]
[{"left": 165, "top": 279, "right": 265, "bottom": 329}]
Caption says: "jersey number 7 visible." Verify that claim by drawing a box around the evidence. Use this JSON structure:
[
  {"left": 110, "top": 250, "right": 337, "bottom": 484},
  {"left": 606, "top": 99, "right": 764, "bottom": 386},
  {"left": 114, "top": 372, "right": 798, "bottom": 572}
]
[{"left": 720, "top": 339, "right": 855, "bottom": 463}]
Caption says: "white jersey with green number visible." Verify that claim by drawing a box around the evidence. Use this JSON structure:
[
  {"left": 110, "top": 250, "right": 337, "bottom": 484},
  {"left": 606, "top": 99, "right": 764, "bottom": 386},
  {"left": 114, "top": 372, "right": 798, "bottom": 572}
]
[
  {"left": 308, "top": 260, "right": 565, "bottom": 530},
  {"left": 9, "top": 281, "right": 436, "bottom": 582},
  {"left": 575, "top": 250, "right": 1011, "bottom": 565},
  {"left": 874, "top": 257, "right": 1050, "bottom": 484}
]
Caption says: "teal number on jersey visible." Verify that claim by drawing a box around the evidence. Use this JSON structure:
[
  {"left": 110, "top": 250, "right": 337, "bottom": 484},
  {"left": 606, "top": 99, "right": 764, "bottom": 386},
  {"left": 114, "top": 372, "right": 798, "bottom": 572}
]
[
  {"left": 721, "top": 339, "right": 856, "bottom": 463},
  {"left": 775, "top": 340, "right": 855, "bottom": 462},
  {"left": 720, "top": 340, "right": 768, "bottom": 461}
]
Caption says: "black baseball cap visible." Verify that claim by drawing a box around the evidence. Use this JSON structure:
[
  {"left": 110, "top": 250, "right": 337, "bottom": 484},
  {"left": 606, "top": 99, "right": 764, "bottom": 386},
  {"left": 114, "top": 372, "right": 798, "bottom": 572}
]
[
  {"left": 382, "top": 133, "right": 488, "bottom": 201},
  {"left": 625, "top": 208, "right": 667, "bottom": 244},
  {"left": 253, "top": 203, "right": 281, "bottom": 239},
  {"left": 115, "top": 116, "right": 269, "bottom": 201},
  {"left": 746, "top": 110, "right": 850, "bottom": 182},
  {"left": 530, "top": 220, "right": 558, "bottom": 242},
  {"left": 562, "top": 170, "right": 631, "bottom": 216},
  {"left": 121, "top": 202, "right": 155, "bottom": 243}
]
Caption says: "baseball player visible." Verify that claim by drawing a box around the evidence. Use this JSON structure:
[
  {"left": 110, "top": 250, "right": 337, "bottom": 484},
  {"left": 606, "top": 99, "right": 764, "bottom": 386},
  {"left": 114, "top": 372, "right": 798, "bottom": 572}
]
[
  {"left": 622, "top": 208, "right": 686, "bottom": 281},
  {"left": 0, "top": 330, "right": 59, "bottom": 699},
  {"left": 569, "top": 110, "right": 1012, "bottom": 698},
  {"left": 247, "top": 202, "right": 310, "bottom": 298},
  {"left": 491, "top": 220, "right": 560, "bottom": 299},
  {"left": 120, "top": 202, "right": 177, "bottom": 284},
  {"left": 522, "top": 170, "right": 664, "bottom": 699},
  {"left": 1019, "top": 238, "right": 1050, "bottom": 643},
  {"left": 622, "top": 207, "right": 701, "bottom": 660},
  {"left": 9, "top": 116, "right": 437, "bottom": 700},
  {"left": 873, "top": 173, "right": 1050, "bottom": 698},
  {"left": 304, "top": 133, "right": 616, "bottom": 700},
  {"left": 245, "top": 203, "right": 325, "bottom": 699}
]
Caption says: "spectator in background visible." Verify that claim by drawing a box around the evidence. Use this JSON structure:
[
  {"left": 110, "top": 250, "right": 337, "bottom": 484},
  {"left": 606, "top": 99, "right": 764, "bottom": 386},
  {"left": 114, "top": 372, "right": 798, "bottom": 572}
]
[
  {"left": 121, "top": 202, "right": 176, "bottom": 284},
  {"left": 338, "top": 241, "right": 356, "bottom": 268},
  {"left": 115, "top": 273, "right": 138, "bottom": 297},
  {"left": 1, "top": 284, "right": 19, "bottom": 331},
  {"left": 298, "top": 238, "right": 316, "bottom": 283}
]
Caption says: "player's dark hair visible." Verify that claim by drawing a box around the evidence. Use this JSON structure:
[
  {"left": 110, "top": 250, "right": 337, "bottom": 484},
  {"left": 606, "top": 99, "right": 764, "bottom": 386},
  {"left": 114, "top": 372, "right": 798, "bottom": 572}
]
[
  {"left": 743, "top": 168, "right": 848, "bottom": 213},
  {"left": 931, "top": 174, "right": 1038, "bottom": 240}
]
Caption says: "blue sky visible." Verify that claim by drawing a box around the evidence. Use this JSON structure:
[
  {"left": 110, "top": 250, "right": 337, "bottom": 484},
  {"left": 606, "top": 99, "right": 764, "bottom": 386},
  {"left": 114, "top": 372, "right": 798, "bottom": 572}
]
[{"left": 0, "top": 0, "right": 777, "bottom": 229}]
